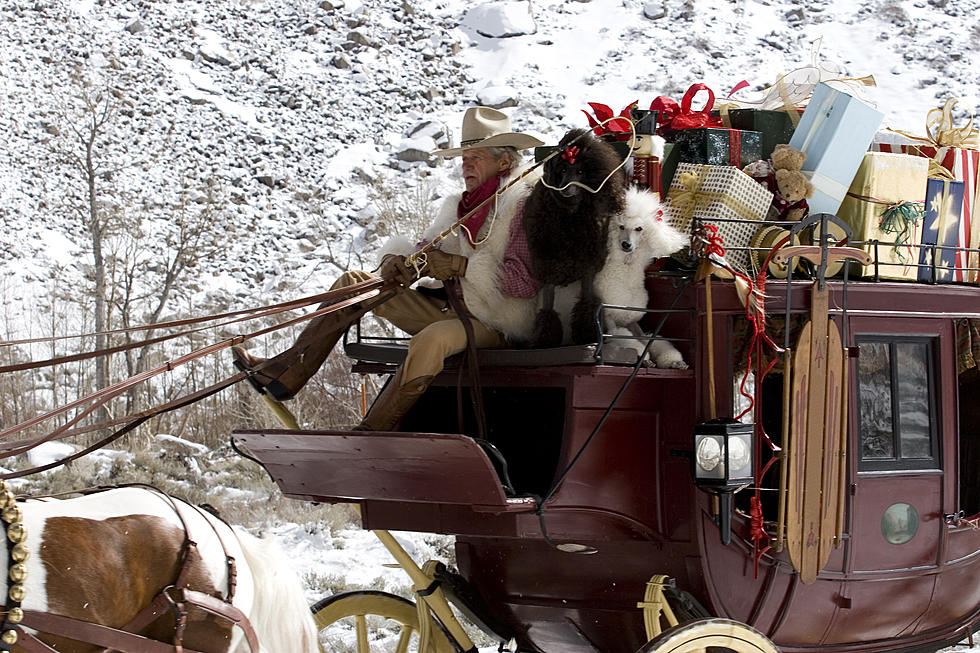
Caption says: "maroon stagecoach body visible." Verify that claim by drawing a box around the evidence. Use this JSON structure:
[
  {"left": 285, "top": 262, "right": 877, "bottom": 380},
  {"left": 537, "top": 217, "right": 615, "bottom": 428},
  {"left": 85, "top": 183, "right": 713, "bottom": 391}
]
[{"left": 238, "top": 251, "right": 980, "bottom": 652}]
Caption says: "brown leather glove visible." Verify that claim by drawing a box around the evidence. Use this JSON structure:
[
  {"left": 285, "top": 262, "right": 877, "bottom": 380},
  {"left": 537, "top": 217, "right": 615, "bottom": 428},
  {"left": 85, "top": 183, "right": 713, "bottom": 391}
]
[
  {"left": 378, "top": 254, "right": 418, "bottom": 287},
  {"left": 423, "top": 249, "right": 468, "bottom": 280}
]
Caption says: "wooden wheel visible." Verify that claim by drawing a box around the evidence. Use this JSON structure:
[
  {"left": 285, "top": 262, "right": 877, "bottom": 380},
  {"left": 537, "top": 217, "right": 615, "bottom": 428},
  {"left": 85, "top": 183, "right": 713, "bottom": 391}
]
[
  {"left": 637, "top": 618, "right": 779, "bottom": 653},
  {"left": 312, "top": 590, "right": 456, "bottom": 653}
]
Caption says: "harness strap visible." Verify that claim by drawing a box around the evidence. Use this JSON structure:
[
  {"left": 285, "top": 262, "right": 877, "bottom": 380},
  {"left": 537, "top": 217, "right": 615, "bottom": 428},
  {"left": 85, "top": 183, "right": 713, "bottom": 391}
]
[
  {"left": 14, "top": 610, "right": 209, "bottom": 653},
  {"left": 180, "top": 589, "right": 260, "bottom": 653}
]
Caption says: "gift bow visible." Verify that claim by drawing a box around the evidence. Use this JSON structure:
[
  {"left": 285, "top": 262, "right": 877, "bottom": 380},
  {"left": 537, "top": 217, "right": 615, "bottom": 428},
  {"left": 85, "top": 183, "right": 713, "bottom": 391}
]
[
  {"left": 671, "top": 167, "right": 712, "bottom": 226},
  {"left": 926, "top": 98, "right": 979, "bottom": 149},
  {"left": 878, "top": 201, "right": 926, "bottom": 264},
  {"left": 582, "top": 101, "right": 637, "bottom": 141},
  {"left": 651, "top": 84, "right": 725, "bottom": 132},
  {"left": 889, "top": 97, "right": 979, "bottom": 150}
]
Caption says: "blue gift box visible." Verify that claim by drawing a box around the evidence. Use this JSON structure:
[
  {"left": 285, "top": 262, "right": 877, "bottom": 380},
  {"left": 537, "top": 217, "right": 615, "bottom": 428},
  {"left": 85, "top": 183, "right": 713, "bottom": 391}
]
[
  {"left": 918, "top": 178, "right": 966, "bottom": 282},
  {"left": 788, "top": 83, "right": 884, "bottom": 216}
]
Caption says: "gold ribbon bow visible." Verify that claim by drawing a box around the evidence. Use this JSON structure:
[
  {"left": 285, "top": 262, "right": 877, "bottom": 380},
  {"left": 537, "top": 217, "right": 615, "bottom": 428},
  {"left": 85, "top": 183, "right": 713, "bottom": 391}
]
[
  {"left": 926, "top": 98, "right": 979, "bottom": 149},
  {"left": 669, "top": 165, "right": 768, "bottom": 239},
  {"left": 889, "top": 97, "right": 979, "bottom": 150},
  {"left": 671, "top": 166, "right": 711, "bottom": 228},
  {"left": 927, "top": 158, "right": 956, "bottom": 181}
]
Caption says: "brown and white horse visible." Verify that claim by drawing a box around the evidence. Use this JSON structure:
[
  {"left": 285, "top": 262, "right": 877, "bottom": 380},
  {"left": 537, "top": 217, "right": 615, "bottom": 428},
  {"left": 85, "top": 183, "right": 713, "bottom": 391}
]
[{"left": 2, "top": 486, "right": 320, "bottom": 653}]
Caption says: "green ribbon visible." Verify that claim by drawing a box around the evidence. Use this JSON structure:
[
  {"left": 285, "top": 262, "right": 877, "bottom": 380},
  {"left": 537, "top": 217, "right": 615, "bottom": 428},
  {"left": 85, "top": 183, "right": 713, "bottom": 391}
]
[{"left": 878, "top": 201, "right": 925, "bottom": 264}]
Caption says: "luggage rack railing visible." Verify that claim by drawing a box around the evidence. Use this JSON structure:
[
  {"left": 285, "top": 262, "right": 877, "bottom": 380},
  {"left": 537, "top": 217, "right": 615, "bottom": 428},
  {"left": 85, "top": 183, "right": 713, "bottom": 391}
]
[{"left": 691, "top": 214, "right": 980, "bottom": 285}]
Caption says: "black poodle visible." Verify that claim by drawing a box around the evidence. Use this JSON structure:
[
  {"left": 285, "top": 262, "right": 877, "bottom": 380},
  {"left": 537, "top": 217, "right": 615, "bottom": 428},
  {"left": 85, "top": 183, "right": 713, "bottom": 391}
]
[{"left": 523, "top": 128, "right": 628, "bottom": 347}]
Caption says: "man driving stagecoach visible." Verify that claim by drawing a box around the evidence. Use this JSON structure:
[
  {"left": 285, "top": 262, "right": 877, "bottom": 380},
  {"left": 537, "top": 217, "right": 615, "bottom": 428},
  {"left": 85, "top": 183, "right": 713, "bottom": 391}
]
[{"left": 232, "top": 106, "right": 545, "bottom": 431}]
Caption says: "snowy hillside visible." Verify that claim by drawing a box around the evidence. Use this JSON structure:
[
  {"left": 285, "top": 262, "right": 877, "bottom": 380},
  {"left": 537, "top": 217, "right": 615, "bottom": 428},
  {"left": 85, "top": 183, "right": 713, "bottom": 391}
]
[
  {"left": 2, "top": 0, "right": 978, "bottom": 325},
  {"left": 3, "top": 2, "right": 980, "bottom": 651}
]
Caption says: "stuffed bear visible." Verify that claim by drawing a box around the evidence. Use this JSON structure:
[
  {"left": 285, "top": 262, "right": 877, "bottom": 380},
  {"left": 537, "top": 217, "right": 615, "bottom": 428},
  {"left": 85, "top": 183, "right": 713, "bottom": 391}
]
[{"left": 743, "top": 144, "right": 814, "bottom": 221}]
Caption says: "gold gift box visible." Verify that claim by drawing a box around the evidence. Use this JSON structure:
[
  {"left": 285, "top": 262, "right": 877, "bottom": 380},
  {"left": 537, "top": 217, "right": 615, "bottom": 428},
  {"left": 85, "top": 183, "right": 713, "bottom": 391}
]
[{"left": 838, "top": 151, "right": 929, "bottom": 280}]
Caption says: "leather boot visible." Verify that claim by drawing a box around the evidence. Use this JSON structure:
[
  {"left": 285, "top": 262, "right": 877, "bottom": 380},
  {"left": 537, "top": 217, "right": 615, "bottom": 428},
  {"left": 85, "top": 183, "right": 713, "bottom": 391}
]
[
  {"left": 353, "top": 367, "right": 433, "bottom": 432},
  {"left": 232, "top": 300, "right": 369, "bottom": 401}
]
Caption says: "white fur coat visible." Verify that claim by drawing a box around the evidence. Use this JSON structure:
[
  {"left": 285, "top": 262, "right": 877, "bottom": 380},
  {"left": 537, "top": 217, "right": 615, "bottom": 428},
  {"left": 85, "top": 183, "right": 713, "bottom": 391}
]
[{"left": 378, "top": 164, "right": 543, "bottom": 343}]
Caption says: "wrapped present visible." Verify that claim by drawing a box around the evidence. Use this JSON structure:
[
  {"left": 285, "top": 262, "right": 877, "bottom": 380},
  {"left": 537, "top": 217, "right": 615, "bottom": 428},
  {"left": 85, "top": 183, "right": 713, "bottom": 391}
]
[
  {"left": 662, "top": 126, "right": 763, "bottom": 168},
  {"left": 871, "top": 99, "right": 979, "bottom": 282},
  {"left": 918, "top": 178, "right": 966, "bottom": 282},
  {"left": 788, "top": 82, "right": 885, "bottom": 216},
  {"left": 660, "top": 142, "right": 680, "bottom": 192},
  {"left": 662, "top": 162, "right": 774, "bottom": 271},
  {"left": 728, "top": 108, "right": 799, "bottom": 159},
  {"left": 838, "top": 151, "right": 928, "bottom": 280}
]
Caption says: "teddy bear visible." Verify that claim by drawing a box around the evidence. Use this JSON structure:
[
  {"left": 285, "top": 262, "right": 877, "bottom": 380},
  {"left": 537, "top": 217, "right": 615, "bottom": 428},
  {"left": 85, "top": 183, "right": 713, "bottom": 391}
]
[{"left": 743, "top": 144, "right": 814, "bottom": 221}]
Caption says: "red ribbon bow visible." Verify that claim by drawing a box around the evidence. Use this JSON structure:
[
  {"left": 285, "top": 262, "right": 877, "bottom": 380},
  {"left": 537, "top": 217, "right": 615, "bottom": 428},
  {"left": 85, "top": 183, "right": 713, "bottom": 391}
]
[
  {"left": 561, "top": 145, "right": 580, "bottom": 164},
  {"left": 582, "top": 101, "right": 638, "bottom": 141},
  {"left": 650, "top": 83, "right": 725, "bottom": 133}
]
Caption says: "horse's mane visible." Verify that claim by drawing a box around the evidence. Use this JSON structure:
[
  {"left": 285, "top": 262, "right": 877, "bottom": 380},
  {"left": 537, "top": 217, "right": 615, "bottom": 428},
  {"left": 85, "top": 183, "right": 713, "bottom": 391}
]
[{"left": 234, "top": 526, "right": 320, "bottom": 653}]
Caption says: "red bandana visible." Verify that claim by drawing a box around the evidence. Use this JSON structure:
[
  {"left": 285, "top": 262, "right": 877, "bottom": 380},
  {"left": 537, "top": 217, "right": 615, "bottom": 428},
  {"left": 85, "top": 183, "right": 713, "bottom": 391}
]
[{"left": 456, "top": 174, "right": 502, "bottom": 247}]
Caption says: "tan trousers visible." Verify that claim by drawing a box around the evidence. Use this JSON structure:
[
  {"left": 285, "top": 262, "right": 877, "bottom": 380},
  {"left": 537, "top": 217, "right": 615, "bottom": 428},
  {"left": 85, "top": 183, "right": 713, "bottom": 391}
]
[{"left": 337, "top": 271, "right": 506, "bottom": 386}]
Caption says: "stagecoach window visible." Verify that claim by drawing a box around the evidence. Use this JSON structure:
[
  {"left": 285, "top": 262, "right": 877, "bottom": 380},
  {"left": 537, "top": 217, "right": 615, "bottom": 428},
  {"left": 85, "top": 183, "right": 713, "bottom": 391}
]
[{"left": 856, "top": 336, "right": 939, "bottom": 471}]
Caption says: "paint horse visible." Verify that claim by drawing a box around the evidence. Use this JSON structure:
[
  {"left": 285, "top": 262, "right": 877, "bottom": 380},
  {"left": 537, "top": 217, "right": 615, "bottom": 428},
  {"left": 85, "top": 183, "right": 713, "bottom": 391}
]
[{"left": 0, "top": 485, "right": 320, "bottom": 652}]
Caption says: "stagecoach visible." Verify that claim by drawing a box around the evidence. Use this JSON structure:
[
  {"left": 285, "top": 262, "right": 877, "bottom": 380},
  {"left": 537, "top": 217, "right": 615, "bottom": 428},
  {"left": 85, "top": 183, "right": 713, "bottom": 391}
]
[{"left": 235, "top": 212, "right": 980, "bottom": 653}]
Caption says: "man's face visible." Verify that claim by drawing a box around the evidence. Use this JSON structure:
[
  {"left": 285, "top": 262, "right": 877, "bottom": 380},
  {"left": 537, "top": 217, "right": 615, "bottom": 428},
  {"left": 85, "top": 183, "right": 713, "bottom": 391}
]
[{"left": 461, "top": 148, "right": 510, "bottom": 192}]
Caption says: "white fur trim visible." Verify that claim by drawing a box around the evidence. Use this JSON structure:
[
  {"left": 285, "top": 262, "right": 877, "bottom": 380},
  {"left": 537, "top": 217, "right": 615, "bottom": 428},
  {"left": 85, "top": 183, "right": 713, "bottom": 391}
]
[
  {"left": 457, "top": 165, "right": 543, "bottom": 342},
  {"left": 648, "top": 134, "right": 666, "bottom": 159}
]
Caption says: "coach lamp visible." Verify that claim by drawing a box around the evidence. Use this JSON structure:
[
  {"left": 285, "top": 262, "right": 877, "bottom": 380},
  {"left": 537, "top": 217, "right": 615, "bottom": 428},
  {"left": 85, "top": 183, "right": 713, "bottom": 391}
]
[{"left": 692, "top": 419, "right": 755, "bottom": 545}]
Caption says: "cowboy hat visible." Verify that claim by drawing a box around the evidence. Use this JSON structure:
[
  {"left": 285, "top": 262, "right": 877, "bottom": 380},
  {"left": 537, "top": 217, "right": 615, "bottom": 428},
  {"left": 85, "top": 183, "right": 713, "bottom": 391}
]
[{"left": 432, "top": 106, "right": 544, "bottom": 158}]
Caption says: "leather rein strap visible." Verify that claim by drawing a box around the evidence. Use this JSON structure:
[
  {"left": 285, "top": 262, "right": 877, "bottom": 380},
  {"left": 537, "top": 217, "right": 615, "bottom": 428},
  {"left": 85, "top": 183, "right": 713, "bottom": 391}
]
[
  {"left": 5, "top": 486, "right": 260, "bottom": 653},
  {"left": 444, "top": 278, "right": 488, "bottom": 438}
]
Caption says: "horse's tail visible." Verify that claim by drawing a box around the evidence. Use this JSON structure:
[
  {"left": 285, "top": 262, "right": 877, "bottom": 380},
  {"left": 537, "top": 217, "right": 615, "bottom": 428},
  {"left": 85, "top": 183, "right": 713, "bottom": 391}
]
[{"left": 233, "top": 526, "right": 322, "bottom": 653}]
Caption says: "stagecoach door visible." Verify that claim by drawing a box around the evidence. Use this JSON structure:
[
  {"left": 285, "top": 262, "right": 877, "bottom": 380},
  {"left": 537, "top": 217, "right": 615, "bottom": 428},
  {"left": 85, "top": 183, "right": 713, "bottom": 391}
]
[{"left": 840, "top": 315, "right": 955, "bottom": 636}]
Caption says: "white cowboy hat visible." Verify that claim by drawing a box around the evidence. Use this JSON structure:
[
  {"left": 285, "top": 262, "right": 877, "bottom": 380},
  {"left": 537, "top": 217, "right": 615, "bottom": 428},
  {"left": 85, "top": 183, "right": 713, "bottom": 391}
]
[{"left": 432, "top": 106, "right": 544, "bottom": 158}]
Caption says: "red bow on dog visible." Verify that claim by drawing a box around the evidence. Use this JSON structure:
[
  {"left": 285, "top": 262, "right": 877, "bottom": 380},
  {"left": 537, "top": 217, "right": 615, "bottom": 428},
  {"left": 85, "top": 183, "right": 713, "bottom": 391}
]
[{"left": 562, "top": 145, "right": 580, "bottom": 164}]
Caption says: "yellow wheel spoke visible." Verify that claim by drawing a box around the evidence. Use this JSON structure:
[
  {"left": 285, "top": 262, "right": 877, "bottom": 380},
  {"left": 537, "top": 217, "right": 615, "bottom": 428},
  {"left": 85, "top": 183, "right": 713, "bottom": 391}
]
[
  {"left": 355, "top": 614, "right": 369, "bottom": 652},
  {"left": 311, "top": 590, "right": 456, "bottom": 653},
  {"left": 395, "top": 627, "right": 414, "bottom": 653}
]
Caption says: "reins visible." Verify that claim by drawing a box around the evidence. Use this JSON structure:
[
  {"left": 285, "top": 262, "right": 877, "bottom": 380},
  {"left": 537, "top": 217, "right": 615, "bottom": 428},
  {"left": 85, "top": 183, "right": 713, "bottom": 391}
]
[{"left": 0, "top": 279, "right": 386, "bottom": 458}]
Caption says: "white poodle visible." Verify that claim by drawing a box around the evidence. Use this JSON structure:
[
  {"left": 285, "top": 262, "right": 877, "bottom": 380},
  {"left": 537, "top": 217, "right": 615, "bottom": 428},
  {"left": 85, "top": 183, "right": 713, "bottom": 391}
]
[{"left": 595, "top": 186, "right": 689, "bottom": 368}]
